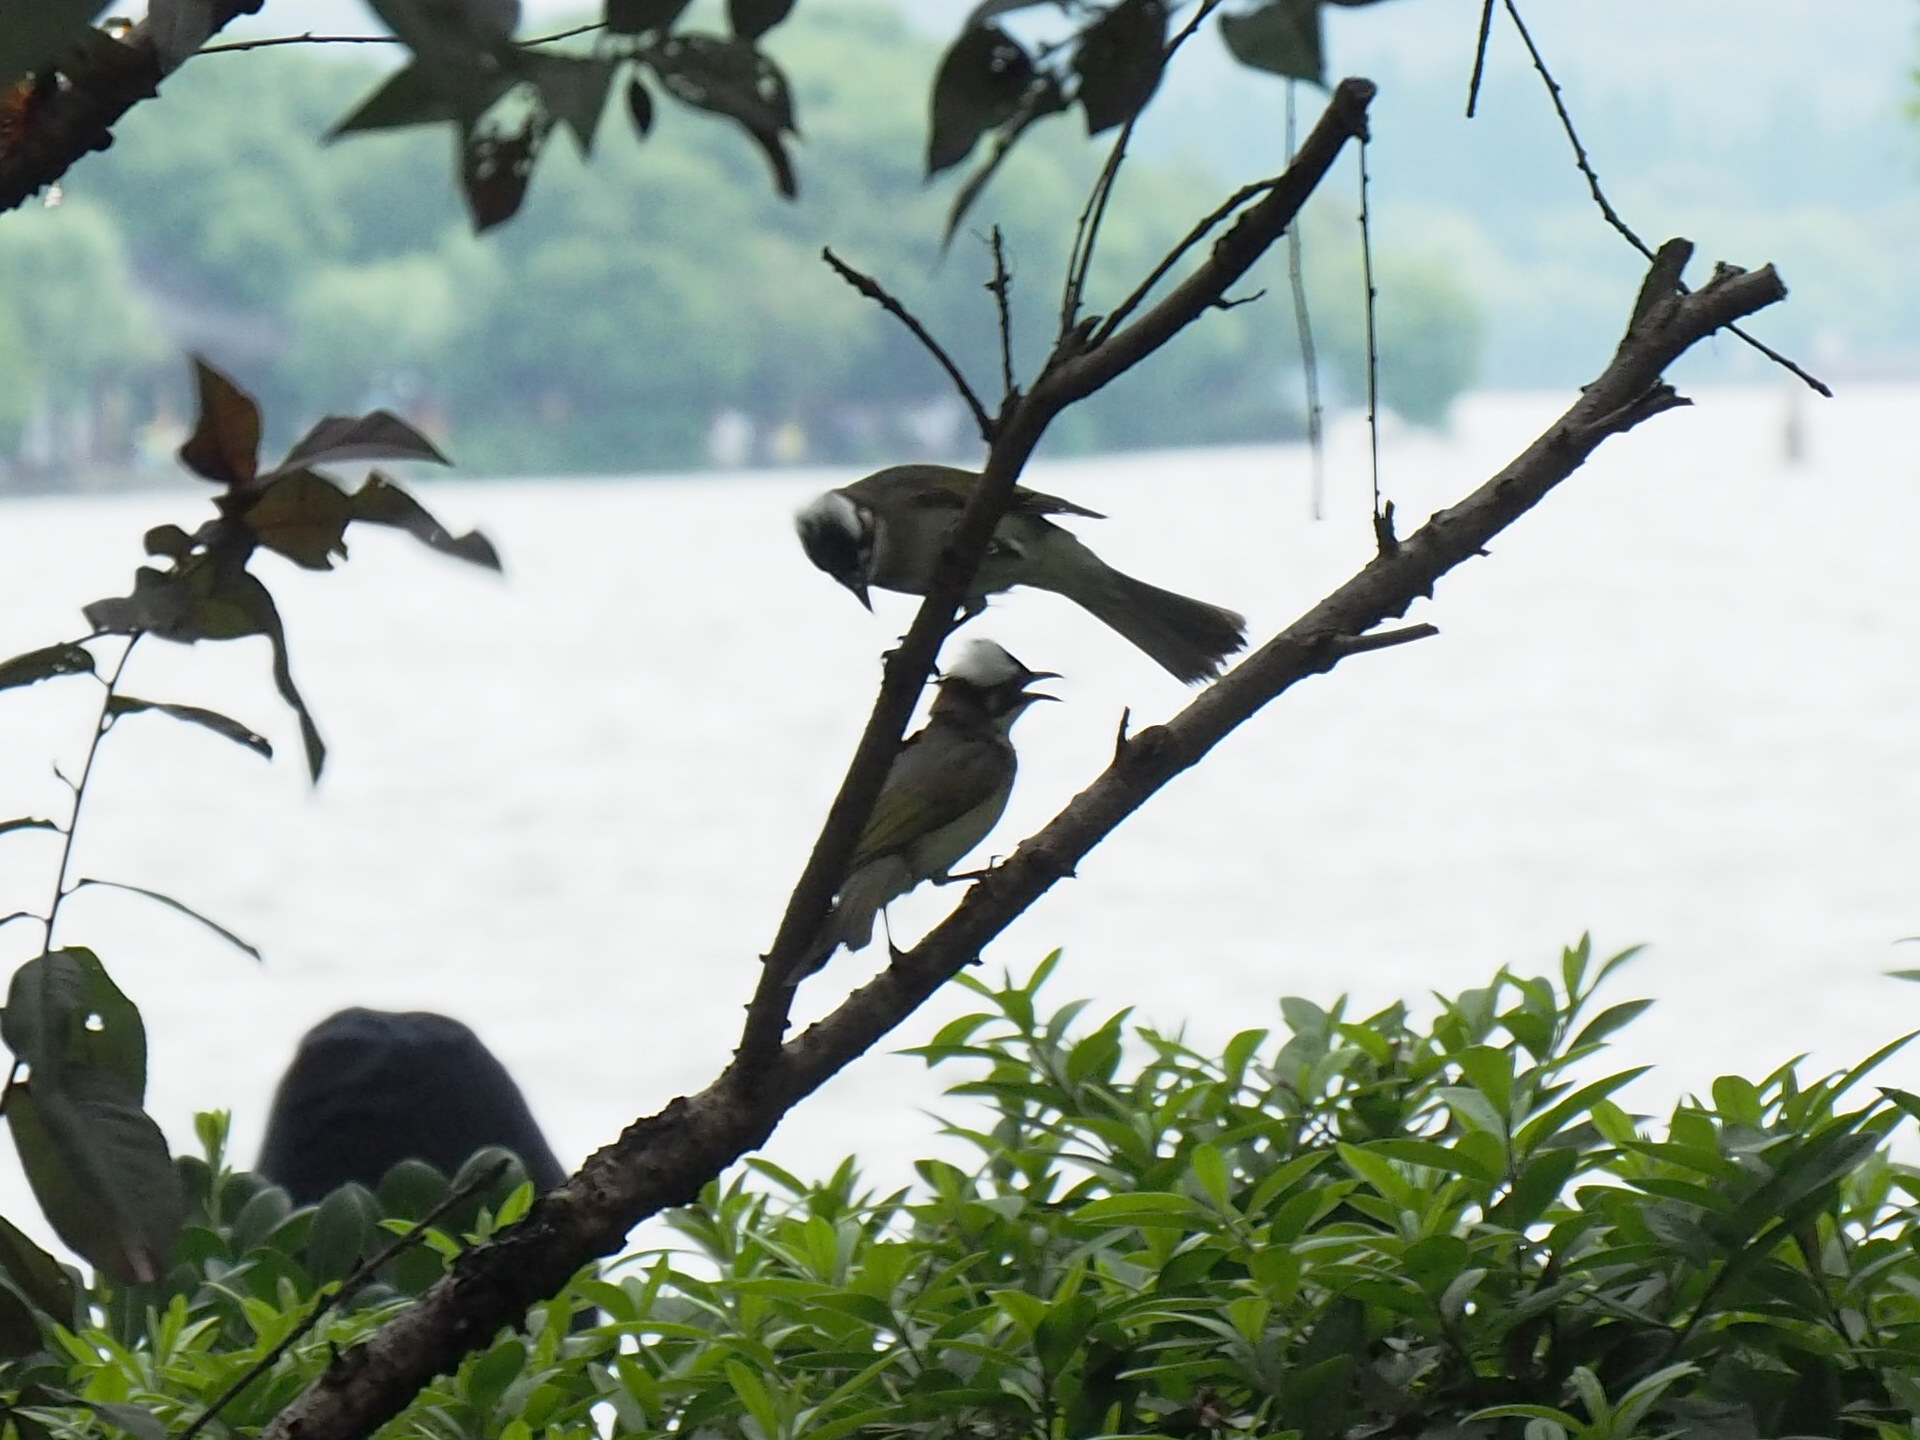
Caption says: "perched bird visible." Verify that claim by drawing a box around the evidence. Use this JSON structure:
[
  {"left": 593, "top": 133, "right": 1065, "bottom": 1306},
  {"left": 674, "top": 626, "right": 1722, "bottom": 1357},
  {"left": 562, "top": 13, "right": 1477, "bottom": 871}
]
[
  {"left": 800, "top": 639, "right": 1056, "bottom": 977},
  {"left": 795, "top": 463, "right": 1248, "bottom": 684}
]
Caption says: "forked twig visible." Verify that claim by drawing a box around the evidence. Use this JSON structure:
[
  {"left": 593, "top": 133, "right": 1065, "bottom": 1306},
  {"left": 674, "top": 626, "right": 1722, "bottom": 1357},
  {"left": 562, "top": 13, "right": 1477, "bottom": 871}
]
[
  {"left": 988, "top": 227, "right": 1017, "bottom": 405},
  {"left": 822, "top": 248, "right": 993, "bottom": 441},
  {"left": 1498, "top": 0, "right": 1830, "bottom": 397},
  {"left": 1093, "top": 178, "right": 1278, "bottom": 345}
]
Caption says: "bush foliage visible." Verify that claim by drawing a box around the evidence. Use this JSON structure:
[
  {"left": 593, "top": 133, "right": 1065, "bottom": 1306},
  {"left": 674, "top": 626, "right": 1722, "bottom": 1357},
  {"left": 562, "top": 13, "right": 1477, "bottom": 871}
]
[{"left": 8, "top": 940, "right": 1920, "bottom": 1438}]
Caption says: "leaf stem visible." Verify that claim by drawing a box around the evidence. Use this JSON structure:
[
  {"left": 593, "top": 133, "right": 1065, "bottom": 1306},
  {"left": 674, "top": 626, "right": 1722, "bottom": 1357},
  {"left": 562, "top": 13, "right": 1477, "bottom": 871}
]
[{"left": 44, "top": 635, "right": 138, "bottom": 952}]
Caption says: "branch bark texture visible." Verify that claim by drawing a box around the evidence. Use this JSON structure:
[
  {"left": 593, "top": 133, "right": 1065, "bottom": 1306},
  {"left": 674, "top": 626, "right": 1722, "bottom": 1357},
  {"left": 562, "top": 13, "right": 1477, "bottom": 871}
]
[
  {"left": 0, "top": 1, "right": 262, "bottom": 215},
  {"left": 261, "top": 158, "right": 1785, "bottom": 1440}
]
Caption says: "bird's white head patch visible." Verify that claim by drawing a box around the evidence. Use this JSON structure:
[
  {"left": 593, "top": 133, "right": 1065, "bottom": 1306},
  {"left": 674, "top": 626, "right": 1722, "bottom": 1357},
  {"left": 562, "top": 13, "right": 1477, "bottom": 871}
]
[{"left": 944, "top": 638, "right": 1026, "bottom": 688}]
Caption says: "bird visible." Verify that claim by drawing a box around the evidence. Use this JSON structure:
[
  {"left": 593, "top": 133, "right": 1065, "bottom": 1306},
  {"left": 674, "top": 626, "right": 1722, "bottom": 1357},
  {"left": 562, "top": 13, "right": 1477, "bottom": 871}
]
[
  {"left": 794, "top": 463, "right": 1248, "bottom": 685},
  {"left": 798, "top": 639, "right": 1056, "bottom": 978}
]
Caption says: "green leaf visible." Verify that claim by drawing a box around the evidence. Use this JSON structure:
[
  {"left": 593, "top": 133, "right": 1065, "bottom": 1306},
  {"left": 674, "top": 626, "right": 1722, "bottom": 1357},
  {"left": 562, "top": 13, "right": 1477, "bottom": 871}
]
[
  {"left": 1073, "top": 0, "right": 1167, "bottom": 134},
  {"left": 0, "top": 819, "right": 58, "bottom": 839},
  {"left": 306, "top": 1182, "right": 377, "bottom": 1282},
  {"left": 350, "top": 473, "right": 501, "bottom": 569},
  {"left": 3, "top": 948, "right": 146, "bottom": 1093},
  {"left": 7, "top": 1070, "right": 185, "bottom": 1284},
  {"left": 605, "top": 0, "right": 693, "bottom": 35},
  {"left": 1220, "top": 0, "right": 1324, "bottom": 86},
  {"left": 272, "top": 410, "right": 452, "bottom": 475},
  {"left": 177, "top": 356, "right": 261, "bottom": 487},
  {"left": 81, "top": 1402, "right": 165, "bottom": 1440},
  {"left": 726, "top": 0, "right": 793, "bottom": 42},
  {"left": 0, "top": 1213, "right": 77, "bottom": 1323},
  {"left": 0, "top": 2, "right": 109, "bottom": 93},
  {"left": 926, "top": 24, "right": 1035, "bottom": 175},
  {"left": 106, "top": 696, "right": 271, "bottom": 760},
  {"left": 1568, "top": 998, "right": 1655, "bottom": 1051},
  {"left": 66, "top": 879, "right": 260, "bottom": 962}
]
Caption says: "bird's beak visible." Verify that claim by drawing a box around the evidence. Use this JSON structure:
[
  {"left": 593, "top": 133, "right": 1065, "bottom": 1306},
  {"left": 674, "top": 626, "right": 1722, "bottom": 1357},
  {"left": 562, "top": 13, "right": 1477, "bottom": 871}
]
[{"left": 842, "top": 580, "right": 872, "bottom": 611}]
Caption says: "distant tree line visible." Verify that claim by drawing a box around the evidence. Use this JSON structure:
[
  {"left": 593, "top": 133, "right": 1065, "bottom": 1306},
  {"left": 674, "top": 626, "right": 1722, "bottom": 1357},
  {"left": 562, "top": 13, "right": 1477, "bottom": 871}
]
[{"left": 0, "top": 3, "right": 1481, "bottom": 484}]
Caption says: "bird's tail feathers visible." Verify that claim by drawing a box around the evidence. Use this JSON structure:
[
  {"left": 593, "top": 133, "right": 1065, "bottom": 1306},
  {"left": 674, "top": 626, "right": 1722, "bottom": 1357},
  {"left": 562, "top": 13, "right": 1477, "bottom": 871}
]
[
  {"left": 794, "top": 856, "right": 914, "bottom": 982},
  {"left": 1047, "top": 556, "right": 1248, "bottom": 684}
]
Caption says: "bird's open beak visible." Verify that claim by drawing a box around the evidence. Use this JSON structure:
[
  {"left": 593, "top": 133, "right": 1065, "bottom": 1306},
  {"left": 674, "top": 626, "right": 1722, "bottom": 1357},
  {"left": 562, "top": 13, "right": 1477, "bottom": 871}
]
[{"left": 1020, "top": 672, "right": 1062, "bottom": 704}]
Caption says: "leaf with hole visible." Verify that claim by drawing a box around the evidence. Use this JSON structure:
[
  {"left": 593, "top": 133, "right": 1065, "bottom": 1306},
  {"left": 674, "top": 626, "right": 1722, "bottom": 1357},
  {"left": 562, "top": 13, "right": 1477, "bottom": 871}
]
[
  {"left": 272, "top": 410, "right": 452, "bottom": 475},
  {"left": 243, "top": 471, "right": 353, "bottom": 570},
  {"left": 351, "top": 472, "right": 501, "bottom": 569},
  {"left": 68, "top": 880, "right": 261, "bottom": 962},
  {"left": 0, "top": 643, "right": 93, "bottom": 694},
  {"left": 927, "top": 24, "right": 1034, "bottom": 175},
  {"left": 3, "top": 948, "right": 147, "bottom": 1092},
  {"left": 604, "top": 0, "right": 693, "bottom": 35},
  {"left": 106, "top": 696, "right": 271, "bottom": 760},
  {"left": 142, "top": 524, "right": 193, "bottom": 560},
  {"left": 650, "top": 36, "right": 797, "bottom": 197},
  {"left": 1073, "top": 0, "right": 1166, "bottom": 135},
  {"left": 1220, "top": 0, "right": 1324, "bottom": 86},
  {"left": 177, "top": 356, "right": 261, "bottom": 487},
  {"left": 462, "top": 119, "right": 547, "bottom": 231}
]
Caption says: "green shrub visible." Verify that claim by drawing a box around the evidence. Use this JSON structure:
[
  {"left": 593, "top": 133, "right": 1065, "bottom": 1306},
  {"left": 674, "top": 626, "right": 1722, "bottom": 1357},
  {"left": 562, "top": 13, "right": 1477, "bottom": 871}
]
[{"left": 10, "top": 938, "right": 1920, "bottom": 1438}]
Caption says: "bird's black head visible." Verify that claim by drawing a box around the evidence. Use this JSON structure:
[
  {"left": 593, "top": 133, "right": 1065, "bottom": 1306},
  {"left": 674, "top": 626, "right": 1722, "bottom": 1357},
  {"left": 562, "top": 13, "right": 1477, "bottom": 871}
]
[{"left": 795, "top": 490, "right": 874, "bottom": 609}]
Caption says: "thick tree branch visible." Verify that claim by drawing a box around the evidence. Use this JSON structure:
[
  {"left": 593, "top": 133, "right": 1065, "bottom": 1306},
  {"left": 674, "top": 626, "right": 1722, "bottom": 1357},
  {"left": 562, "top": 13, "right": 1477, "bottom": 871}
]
[
  {"left": 260, "top": 234, "right": 1784, "bottom": 1440},
  {"left": 0, "top": 1, "right": 263, "bottom": 215}
]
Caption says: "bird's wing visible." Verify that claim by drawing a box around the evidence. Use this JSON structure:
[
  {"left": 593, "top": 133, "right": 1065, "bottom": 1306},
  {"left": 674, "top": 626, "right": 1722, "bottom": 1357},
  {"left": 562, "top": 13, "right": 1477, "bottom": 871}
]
[
  {"left": 1012, "top": 485, "right": 1104, "bottom": 521},
  {"left": 850, "top": 732, "right": 1012, "bottom": 871},
  {"left": 846, "top": 465, "right": 1104, "bottom": 521}
]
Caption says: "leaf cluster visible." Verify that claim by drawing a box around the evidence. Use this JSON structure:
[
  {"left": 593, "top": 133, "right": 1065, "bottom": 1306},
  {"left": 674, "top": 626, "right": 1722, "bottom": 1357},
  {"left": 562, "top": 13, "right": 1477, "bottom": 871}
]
[{"left": 13, "top": 943, "right": 1920, "bottom": 1437}]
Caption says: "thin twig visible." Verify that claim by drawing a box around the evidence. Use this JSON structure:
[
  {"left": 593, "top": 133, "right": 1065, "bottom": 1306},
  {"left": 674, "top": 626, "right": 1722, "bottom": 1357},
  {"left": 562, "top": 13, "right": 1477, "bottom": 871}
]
[
  {"left": 200, "top": 20, "right": 603, "bottom": 55},
  {"left": 988, "top": 227, "right": 1017, "bottom": 406},
  {"left": 1498, "top": 0, "right": 1831, "bottom": 397},
  {"left": 821, "top": 248, "right": 993, "bottom": 442},
  {"left": 1064, "top": 0, "right": 1226, "bottom": 341},
  {"left": 1358, "top": 138, "right": 1384, "bottom": 544},
  {"left": 1093, "top": 178, "right": 1277, "bottom": 346},
  {"left": 1285, "top": 81, "right": 1326, "bottom": 522},
  {"left": 177, "top": 1159, "right": 512, "bottom": 1440},
  {"left": 1466, "top": 0, "right": 1496, "bottom": 117},
  {"left": 44, "top": 636, "right": 135, "bottom": 951}
]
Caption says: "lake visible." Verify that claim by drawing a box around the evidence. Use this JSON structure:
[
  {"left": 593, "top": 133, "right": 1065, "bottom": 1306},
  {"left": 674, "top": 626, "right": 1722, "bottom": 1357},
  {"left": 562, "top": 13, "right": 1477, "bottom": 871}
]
[{"left": 0, "top": 380, "right": 1914, "bottom": 1238}]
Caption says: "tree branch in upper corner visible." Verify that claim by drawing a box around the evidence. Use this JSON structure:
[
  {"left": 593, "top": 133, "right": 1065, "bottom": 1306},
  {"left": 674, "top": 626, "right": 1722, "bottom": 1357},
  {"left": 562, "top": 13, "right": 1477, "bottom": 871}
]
[
  {"left": 0, "top": 0, "right": 263, "bottom": 215},
  {"left": 259, "top": 238, "right": 1784, "bottom": 1440}
]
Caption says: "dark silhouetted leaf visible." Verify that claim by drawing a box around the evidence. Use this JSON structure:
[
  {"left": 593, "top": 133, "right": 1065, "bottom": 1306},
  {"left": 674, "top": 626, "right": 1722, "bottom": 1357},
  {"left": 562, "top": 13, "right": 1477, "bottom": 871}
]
[
  {"left": 0, "top": 643, "right": 93, "bottom": 693},
  {"left": 68, "top": 879, "right": 261, "bottom": 961},
  {"left": 0, "top": 1214, "right": 77, "bottom": 1325},
  {"left": 142, "top": 524, "right": 193, "bottom": 560},
  {"left": 461, "top": 119, "right": 545, "bottom": 231},
  {"left": 276, "top": 412, "right": 451, "bottom": 476},
  {"left": 626, "top": 74, "right": 654, "bottom": 135},
  {"left": 330, "top": 61, "right": 466, "bottom": 136},
  {"left": 927, "top": 24, "right": 1034, "bottom": 175},
  {"left": 307, "top": 1183, "right": 378, "bottom": 1282},
  {"left": 942, "top": 75, "right": 1065, "bottom": 245},
  {"left": 604, "top": 0, "right": 692, "bottom": 35},
  {"left": 0, "top": 819, "right": 57, "bottom": 838},
  {"left": 7, "top": 1073, "right": 185, "bottom": 1285},
  {"left": 4, "top": 948, "right": 148, "bottom": 1091},
  {"left": 0, "top": 1, "right": 107, "bottom": 93},
  {"left": 1220, "top": 0, "right": 1324, "bottom": 86},
  {"left": 83, "top": 568, "right": 191, "bottom": 639},
  {"left": 1074, "top": 0, "right": 1167, "bottom": 134},
  {"left": 650, "top": 36, "right": 797, "bottom": 197},
  {"left": 243, "top": 471, "right": 353, "bottom": 570},
  {"left": 350, "top": 473, "right": 502, "bottom": 569},
  {"left": 178, "top": 356, "right": 261, "bottom": 487},
  {"left": 727, "top": 0, "right": 793, "bottom": 42},
  {"left": 106, "top": 696, "right": 272, "bottom": 761},
  {"left": 0, "top": 1283, "right": 38, "bottom": 1357},
  {"left": 527, "top": 51, "right": 617, "bottom": 153},
  {"left": 372, "top": 0, "right": 518, "bottom": 54}
]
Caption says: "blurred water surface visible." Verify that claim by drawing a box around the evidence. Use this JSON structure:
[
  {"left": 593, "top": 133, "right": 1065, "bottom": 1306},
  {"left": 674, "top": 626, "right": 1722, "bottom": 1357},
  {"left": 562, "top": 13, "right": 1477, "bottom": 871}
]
[{"left": 0, "top": 383, "right": 1915, "bottom": 1239}]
